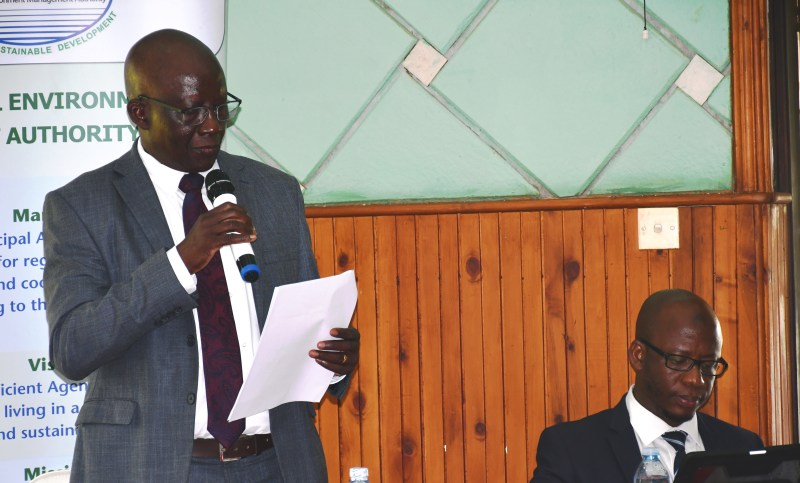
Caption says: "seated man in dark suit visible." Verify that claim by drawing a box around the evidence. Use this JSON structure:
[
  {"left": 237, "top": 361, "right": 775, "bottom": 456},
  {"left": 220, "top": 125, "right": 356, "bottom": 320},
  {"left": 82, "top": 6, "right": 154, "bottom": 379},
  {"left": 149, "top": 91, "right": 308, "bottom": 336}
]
[{"left": 530, "top": 289, "right": 764, "bottom": 482}]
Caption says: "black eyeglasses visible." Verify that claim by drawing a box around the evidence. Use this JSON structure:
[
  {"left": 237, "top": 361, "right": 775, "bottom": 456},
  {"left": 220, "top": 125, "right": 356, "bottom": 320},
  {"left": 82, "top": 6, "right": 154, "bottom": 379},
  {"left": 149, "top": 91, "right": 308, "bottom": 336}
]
[
  {"left": 637, "top": 338, "right": 728, "bottom": 377},
  {"left": 133, "top": 92, "right": 242, "bottom": 126}
]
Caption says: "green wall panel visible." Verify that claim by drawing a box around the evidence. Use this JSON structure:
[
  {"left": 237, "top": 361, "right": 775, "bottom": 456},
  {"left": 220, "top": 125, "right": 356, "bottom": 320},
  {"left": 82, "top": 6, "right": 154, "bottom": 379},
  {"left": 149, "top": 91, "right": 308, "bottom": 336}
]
[
  {"left": 590, "top": 90, "right": 731, "bottom": 194},
  {"left": 303, "top": 74, "right": 537, "bottom": 203}
]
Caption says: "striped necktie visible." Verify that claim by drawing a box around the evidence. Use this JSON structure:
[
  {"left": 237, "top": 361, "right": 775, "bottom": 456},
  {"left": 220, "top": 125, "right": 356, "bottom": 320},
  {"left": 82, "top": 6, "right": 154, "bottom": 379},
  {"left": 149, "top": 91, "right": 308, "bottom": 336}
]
[{"left": 662, "top": 430, "right": 687, "bottom": 474}]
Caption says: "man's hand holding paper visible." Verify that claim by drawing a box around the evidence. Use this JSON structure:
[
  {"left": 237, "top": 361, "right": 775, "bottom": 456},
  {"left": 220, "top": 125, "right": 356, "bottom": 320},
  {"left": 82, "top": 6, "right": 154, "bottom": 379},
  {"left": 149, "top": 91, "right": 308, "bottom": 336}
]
[{"left": 228, "top": 270, "right": 358, "bottom": 421}]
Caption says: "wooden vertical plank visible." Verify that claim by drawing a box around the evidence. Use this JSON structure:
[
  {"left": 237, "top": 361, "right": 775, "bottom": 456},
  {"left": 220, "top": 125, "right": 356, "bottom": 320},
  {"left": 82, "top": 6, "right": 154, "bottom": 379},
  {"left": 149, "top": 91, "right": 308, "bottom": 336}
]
[
  {"left": 692, "top": 206, "right": 717, "bottom": 416},
  {"left": 713, "top": 205, "right": 738, "bottom": 424},
  {"left": 605, "top": 209, "right": 630, "bottom": 399},
  {"left": 479, "top": 213, "right": 506, "bottom": 482},
  {"left": 375, "top": 216, "right": 403, "bottom": 482},
  {"left": 498, "top": 212, "right": 527, "bottom": 483},
  {"left": 458, "top": 213, "right": 487, "bottom": 482},
  {"left": 396, "top": 216, "right": 423, "bottom": 481},
  {"left": 521, "top": 212, "right": 546, "bottom": 473},
  {"left": 416, "top": 215, "right": 445, "bottom": 482},
  {"left": 734, "top": 206, "right": 760, "bottom": 435},
  {"left": 692, "top": 207, "right": 715, "bottom": 303},
  {"left": 439, "top": 214, "right": 466, "bottom": 482},
  {"left": 313, "top": 217, "right": 341, "bottom": 478},
  {"left": 670, "top": 208, "right": 694, "bottom": 291},
  {"left": 562, "top": 210, "right": 588, "bottom": 420},
  {"left": 333, "top": 217, "right": 361, "bottom": 480},
  {"left": 499, "top": 213, "right": 530, "bottom": 481},
  {"left": 353, "top": 217, "right": 381, "bottom": 474},
  {"left": 625, "top": 208, "right": 650, "bottom": 383},
  {"left": 764, "top": 205, "right": 793, "bottom": 444},
  {"left": 541, "top": 211, "right": 568, "bottom": 424},
  {"left": 648, "top": 247, "right": 670, "bottom": 293},
  {"left": 583, "top": 209, "right": 610, "bottom": 413}
]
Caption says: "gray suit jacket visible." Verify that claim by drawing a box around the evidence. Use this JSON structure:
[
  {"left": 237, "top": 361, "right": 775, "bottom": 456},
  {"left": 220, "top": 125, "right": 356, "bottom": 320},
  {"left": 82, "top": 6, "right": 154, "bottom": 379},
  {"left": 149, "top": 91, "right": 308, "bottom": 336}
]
[{"left": 43, "top": 143, "right": 348, "bottom": 482}]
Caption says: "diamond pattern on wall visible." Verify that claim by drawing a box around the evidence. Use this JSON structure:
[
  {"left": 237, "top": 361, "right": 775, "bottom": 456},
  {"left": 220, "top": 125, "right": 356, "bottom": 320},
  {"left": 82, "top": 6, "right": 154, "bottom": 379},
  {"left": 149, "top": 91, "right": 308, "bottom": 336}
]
[
  {"left": 589, "top": 89, "right": 731, "bottom": 194},
  {"left": 225, "top": 1, "right": 732, "bottom": 204},
  {"left": 303, "top": 74, "right": 538, "bottom": 204},
  {"left": 227, "top": 0, "right": 414, "bottom": 182},
  {"left": 433, "top": 1, "right": 688, "bottom": 196}
]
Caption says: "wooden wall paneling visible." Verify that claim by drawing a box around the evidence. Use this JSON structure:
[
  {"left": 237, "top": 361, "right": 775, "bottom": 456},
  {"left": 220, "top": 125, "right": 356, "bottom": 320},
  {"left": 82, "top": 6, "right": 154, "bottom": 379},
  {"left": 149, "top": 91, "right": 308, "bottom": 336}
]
[
  {"left": 438, "top": 214, "right": 466, "bottom": 482},
  {"left": 765, "top": 205, "right": 793, "bottom": 443},
  {"left": 733, "top": 206, "right": 762, "bottom": 435},
  {"left": 562, "top": 210, "right": 588, "bottom": 420},
  {"left": 731, "top": 0, "right": 771, "bottom": 192},
  {"left": 624, "top": 208, "right": 650, "bottom": 384},
  {"left": 415, "top": 215, "right": 446, "bottom": 482},
  {"left": 396, "top": 215, "right": 423, "bottom": 481},
  {"left": 333, "top": 217, "right": 361, "bottom": 480},
  {"left": 669, "top": 207, "right": 694, "bottom": 291},
  {"left": 691, "top": 207, "right": 718, "bottom": 417},
  {"left": 691, "top": 207, "right": 716, "bottom": 302},
  {"left": 353, "top": 216, "right": 382, "bottom": 473},
  {"left": 521, "top": 212, "right": 546, "bottom": 471},
  {"left": 312, "top": 218, "right": 342, "bottom": 478},
  {"left": 375, "top": 216, "right": 403, "bottom": 481},
  {"left": 648, "top": 247, "right": 671, "bottom": 293},
  {"left": 498, "top": 212, "right": 528, "bottom": 483},
  {"left": 583, "top": 209, "right": 611, "bottom": 414},
  {"left": 604, "top": 209, "right": 631, "bottom": 401},
  {"left": 713, "top": 205, "right": 739, "bottom": 424},
  {"left": 458, "top": 213, "right": 487, "bottom": 482},
  {"left": 541, "top": 211, "right": 569, "bottom": 424},
  {"left": 478, "top": 213, "right": 506, "bottom": 482}
]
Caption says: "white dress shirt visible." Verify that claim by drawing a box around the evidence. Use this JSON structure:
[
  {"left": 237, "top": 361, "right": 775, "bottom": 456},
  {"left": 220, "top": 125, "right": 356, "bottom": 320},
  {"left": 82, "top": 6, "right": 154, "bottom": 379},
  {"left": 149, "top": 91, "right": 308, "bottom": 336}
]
[
  {"left": 626, "top": 385, "right": 705, "bottom": 480},
  {"left": 138, "top": 142, "right": 271, "bottom": 437}
]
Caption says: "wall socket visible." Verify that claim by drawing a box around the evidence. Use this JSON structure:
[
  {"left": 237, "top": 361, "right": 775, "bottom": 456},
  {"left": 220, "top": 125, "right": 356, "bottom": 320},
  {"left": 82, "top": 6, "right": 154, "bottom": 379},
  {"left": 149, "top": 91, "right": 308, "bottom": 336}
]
[{"left": 638, "top": 207, "right": 679, "bottom": 250}]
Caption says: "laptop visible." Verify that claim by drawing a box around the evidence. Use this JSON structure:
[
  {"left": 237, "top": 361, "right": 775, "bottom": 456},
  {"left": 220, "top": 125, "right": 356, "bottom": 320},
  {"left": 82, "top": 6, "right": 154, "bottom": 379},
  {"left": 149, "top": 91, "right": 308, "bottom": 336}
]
[{"left": 673, "top": 444, "right": 800, "bottom": 483}]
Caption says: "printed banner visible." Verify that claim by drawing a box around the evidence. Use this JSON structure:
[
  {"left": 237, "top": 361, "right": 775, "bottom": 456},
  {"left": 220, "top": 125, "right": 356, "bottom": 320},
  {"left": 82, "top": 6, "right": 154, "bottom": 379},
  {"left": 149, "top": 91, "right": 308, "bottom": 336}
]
[
  {"left": 0, "top": 0, "right": 225, "bottom": 64},
  {"left": 0, "top": 1, "right": 225, "bottom": 480}
]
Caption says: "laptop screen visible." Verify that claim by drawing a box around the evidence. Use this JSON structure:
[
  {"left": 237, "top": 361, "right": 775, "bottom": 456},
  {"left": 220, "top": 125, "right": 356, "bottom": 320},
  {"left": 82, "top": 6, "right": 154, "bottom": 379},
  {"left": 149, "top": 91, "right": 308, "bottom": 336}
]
[{"left": 673, "top": 444, "right": 800, "bottom": 483}]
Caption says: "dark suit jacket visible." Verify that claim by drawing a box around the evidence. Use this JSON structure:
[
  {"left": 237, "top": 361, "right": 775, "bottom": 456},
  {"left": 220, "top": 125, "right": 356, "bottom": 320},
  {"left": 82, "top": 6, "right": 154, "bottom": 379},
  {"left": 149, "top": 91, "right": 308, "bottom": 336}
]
[
  {"left": 530, "top": 396, "right": 765, "bottom": 482},
  {"left": 43, "top": 143, "right": 349, "bottom": 482}
]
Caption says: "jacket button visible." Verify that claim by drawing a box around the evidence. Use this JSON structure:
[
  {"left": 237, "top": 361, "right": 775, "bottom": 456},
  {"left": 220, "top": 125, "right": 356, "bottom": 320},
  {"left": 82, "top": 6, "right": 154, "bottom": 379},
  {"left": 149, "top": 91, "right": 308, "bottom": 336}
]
[
  {"left": 187, "top": 392, "right": 195, "bottom": 405},
  {"left": 187, "top": 334, "right": 196, "bottom": 347}
]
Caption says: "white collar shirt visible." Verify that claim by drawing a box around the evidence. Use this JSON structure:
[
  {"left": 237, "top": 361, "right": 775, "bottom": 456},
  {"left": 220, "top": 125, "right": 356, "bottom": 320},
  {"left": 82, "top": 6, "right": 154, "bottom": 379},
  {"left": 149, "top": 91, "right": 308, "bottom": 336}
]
[
  {"left": 138, "top": 141, "right": 270, "bottom": 437},
  {"left": 626, "top": 385, "right": 704, "bottom": 480}
]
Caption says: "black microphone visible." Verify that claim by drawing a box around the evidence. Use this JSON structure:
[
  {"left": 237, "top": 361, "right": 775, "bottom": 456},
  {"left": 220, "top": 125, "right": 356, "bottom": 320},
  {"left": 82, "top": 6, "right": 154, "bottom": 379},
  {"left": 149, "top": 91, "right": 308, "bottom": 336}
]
[{"left": 204, "top": 169, "right": 260, "bottom": 283}]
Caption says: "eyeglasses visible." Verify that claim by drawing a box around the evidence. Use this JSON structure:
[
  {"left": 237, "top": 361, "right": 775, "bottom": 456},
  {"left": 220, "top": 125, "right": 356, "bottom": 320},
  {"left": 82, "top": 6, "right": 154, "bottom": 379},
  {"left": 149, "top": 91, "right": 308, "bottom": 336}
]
[
  {"left": 637, "top": 338, "right": 728, "bottom": 377},
  {"left": 133, "top": 92, "right": 242, "bottom": 126}
]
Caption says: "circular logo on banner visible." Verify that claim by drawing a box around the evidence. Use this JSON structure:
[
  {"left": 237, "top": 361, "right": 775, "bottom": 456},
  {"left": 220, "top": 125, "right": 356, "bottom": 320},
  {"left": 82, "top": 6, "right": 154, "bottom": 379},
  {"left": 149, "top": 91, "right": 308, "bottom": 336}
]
[{"left": 0, "top": 1, "right": 114, "bottom": 46}]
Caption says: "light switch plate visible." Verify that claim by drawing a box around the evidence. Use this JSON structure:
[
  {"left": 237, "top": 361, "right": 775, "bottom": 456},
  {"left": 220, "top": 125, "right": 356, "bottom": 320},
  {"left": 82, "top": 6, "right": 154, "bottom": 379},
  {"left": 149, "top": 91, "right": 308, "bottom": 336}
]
[{"left": 638, "top": 208, "right": 680, "bottom": 250}]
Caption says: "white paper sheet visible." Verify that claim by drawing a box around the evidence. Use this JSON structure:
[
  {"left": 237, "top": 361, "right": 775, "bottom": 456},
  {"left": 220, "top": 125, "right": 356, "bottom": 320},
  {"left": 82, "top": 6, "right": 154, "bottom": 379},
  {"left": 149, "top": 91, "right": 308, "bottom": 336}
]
[{"left": 228, "top": 270, "right": 358, "bottom": 421}]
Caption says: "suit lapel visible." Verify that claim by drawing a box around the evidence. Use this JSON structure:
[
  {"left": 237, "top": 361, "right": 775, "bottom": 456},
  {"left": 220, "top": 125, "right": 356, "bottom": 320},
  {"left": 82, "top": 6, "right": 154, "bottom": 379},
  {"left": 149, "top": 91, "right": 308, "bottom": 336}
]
[
  {"left": 608, "top": 397, "right": 643, "bottom": 480},
  {"left": 112, "top": 145, "right": 174, "bottom": 252},
  {"left": 696, "top": 413, "right": 720, "bottom": 450}
]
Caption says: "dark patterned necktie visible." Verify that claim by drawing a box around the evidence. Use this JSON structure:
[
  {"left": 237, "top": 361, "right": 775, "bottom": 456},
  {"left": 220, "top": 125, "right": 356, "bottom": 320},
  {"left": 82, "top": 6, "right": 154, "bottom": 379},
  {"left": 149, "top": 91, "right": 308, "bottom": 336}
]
[
  {"left": 662, "top": 430, "right": 687, "bottom": 474},
  {"left": 180, "top": 173, "right": 245, "bottom": 449}
]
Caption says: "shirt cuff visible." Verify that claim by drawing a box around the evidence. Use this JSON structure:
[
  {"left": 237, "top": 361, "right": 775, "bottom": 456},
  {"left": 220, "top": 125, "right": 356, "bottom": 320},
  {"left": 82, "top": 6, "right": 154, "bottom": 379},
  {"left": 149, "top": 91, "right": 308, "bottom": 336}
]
[{"left": 167, "top": 247, "right": 197, "bottom": 293}]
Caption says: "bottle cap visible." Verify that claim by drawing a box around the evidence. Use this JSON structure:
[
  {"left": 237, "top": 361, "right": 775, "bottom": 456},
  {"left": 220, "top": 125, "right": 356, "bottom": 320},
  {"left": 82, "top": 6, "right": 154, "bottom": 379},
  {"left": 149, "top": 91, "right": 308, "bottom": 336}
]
[{"left": 349, "top": 467, "right": 369, "bottom": 479}]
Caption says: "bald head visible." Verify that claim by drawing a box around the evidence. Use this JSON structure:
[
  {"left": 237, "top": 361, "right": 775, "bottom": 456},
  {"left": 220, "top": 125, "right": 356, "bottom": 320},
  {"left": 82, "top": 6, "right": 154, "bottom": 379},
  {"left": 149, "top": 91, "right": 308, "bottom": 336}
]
[
  {"left": 124, "top": 29, "right": 224, "bottom": 100},
  {"left": 123, "top": 29, "right": 229, "bottom": 172},
  {"left": 635, "top": 289, "right": 719, "bottom": 343}
]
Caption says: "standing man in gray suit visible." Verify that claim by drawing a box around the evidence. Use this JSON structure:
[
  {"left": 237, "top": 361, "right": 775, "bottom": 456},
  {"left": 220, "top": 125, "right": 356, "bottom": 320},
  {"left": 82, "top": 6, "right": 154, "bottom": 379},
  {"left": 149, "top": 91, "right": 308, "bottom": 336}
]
[{"left": 43, "top": 29, "right": 359, "bottom": 482}]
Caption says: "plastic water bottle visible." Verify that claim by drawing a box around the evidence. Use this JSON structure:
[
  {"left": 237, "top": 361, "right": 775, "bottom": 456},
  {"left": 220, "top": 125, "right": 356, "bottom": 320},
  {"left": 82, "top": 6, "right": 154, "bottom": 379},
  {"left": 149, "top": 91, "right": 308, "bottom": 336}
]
[
  {"left": 633, "top": 447, "right": 671, "bottom": 483},
  {"left": 349, "top": 466, "right": 369, "bottom": 483}
]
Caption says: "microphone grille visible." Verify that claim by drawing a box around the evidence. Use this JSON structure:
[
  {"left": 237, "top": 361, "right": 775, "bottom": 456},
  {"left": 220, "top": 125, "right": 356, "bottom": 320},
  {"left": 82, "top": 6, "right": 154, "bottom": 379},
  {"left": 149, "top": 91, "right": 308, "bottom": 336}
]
[{"left": 205, "top": 169, "right": 235, "bottom": 202}]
